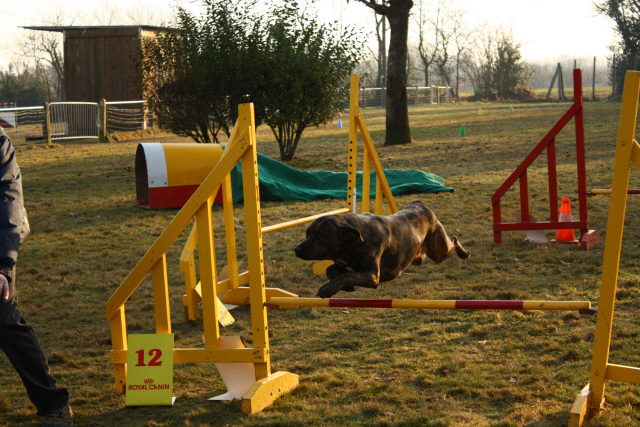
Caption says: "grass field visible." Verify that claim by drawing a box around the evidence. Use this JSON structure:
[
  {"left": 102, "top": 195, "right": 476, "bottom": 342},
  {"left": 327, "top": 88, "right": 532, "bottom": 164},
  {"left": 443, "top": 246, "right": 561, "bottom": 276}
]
[{"left": 1, "top": 100, "right": 639, "bottom": 426}]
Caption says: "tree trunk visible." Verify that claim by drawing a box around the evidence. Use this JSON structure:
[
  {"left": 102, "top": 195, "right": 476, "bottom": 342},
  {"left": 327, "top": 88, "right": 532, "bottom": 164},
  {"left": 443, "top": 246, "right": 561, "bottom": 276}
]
[
  {"left": 423, "top": 61, "right": 429, "bottom": 87},
  {"left": 384, "top": 0, "right": 412, "bottom": 146}
]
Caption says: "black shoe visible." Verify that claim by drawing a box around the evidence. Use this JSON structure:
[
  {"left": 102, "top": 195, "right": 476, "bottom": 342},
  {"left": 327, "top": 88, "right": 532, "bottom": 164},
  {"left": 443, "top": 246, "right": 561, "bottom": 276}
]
[{"left": 42, "top": 404, "right": 73, "bottom": 427}]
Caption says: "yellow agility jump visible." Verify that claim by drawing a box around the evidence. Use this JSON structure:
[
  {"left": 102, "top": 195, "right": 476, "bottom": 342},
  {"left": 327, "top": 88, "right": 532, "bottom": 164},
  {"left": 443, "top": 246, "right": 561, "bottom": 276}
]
[
  {"left": 107, "top": 103, "right": 299, "bottom": 415},
  {"left": 108, "top": 74, "right": 401, "bottom": 414}
]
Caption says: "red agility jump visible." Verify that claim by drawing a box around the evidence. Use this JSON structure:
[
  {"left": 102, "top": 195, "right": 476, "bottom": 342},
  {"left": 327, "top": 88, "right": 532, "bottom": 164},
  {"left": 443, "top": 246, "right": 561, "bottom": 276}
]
[
  {"left": 491, "top": 68, "right": 598, "bottom": 250},
  {"left": 268, "top": 297, "right": 592, "bottom": 311}
]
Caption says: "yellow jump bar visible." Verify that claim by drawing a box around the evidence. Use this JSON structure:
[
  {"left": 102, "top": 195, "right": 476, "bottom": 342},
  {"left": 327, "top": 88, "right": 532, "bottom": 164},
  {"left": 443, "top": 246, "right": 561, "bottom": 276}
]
[{"left": 261, "top": 208, "right": 350, "bottom": 234}]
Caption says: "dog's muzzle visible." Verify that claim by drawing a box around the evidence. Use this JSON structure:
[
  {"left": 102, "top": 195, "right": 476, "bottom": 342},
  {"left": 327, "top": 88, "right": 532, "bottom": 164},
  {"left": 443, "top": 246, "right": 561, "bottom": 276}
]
[
  {"left": 294, "top": 244, "right": 305, "bottom": 259},
  {"left": 294, "top": 242, "right": 316, "bottom": 260}
]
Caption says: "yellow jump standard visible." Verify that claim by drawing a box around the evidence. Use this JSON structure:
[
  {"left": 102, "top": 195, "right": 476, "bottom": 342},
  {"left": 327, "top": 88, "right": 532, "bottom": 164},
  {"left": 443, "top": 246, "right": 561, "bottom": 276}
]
[{"left": 569, "top": 70, "right": 640, "bottom": 426}]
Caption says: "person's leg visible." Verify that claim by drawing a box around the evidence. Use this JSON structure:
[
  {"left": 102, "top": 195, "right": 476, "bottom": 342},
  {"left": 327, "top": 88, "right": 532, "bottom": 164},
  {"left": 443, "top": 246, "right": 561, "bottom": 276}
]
[{"left": 0, "top": 299, "right": 69, "bottom": 416}]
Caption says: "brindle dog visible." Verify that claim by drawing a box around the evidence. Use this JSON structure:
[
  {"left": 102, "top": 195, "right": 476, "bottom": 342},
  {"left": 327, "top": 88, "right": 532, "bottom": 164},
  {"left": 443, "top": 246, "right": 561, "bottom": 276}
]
[{"left": 294, "top": 200, "right": 470, "bottom": 298}]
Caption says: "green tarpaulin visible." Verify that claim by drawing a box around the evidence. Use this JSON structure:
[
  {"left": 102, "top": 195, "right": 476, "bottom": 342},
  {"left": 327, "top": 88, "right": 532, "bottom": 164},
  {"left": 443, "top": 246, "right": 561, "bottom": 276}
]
[{"left": 230, "top": 153, "right": 453, "bottom": 203}]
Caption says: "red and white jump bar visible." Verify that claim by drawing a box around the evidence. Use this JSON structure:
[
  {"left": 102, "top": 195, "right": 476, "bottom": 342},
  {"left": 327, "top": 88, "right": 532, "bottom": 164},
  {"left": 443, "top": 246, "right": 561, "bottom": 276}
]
[{"left": 268, "top": 297, "right": 592, "bottom": 311}]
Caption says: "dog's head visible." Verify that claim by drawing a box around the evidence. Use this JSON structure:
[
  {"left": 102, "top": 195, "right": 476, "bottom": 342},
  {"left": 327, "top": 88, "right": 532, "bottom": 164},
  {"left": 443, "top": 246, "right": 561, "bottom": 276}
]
[{"left": 294, "top": 215, "right": 363, "bottom": 261}]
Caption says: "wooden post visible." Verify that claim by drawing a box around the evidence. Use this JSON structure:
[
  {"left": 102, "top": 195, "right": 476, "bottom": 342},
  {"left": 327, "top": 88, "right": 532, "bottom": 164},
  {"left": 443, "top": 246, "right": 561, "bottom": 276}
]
[
  {"left": 99, "top": 99, "right": 107, "bottom": 142},
  {"left": 612, "top": 54, "right": 616, "bottom": 97},
  {"left": 142, "top": 101, "right": 148, "bottom": 130},
  {"left": 44, "top": 102, "right": 52, "bottom": 145},
  {"left": 546, "top": 64, "right": 561, "bottom": 101},
  {"left": 558, "top": 63, "right": 565, "bottom": 101},
  {"left": 592, "top": 57, "right": 596, "bottom": 101}
]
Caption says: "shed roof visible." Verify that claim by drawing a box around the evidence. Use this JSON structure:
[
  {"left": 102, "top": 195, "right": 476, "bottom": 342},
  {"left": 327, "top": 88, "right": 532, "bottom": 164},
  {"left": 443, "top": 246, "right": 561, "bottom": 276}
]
[{"left": 22, "top": 25, "right": 175, "bottom": 33}]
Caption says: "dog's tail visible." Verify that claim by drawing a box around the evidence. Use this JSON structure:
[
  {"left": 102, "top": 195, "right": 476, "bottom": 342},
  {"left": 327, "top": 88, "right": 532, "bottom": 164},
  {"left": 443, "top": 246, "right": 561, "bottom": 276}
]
[{"left": 451, "top": 236, "right": 471, "bottom": 259}]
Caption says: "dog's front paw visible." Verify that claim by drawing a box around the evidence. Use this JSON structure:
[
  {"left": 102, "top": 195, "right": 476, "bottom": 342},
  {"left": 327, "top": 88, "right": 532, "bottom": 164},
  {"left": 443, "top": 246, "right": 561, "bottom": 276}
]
[{"left": 316, "top": 282, "right": 341, "bottom": 298}]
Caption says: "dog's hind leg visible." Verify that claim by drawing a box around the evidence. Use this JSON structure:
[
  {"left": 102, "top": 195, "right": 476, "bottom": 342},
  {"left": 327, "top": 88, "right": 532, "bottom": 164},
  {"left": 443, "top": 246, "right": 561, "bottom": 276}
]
[
  {"left": 424, "top": 223, "right": 471, "bottom": 262},
  {"left": 424, "top": 223, "right": 456, "bottom": 263},
  {"left": 451, "top": 236, "right": 471, "bottom": 259}
]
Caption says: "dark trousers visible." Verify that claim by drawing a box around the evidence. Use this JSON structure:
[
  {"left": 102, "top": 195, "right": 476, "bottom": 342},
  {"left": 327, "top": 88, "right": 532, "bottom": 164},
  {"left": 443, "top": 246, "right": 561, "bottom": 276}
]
[{"left": 0, "top": 299, "right": 69, "bottom": 416}]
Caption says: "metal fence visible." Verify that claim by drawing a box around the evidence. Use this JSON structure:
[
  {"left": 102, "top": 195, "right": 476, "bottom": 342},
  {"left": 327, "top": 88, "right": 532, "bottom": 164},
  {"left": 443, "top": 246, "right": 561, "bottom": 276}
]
[
  {"left": 0, "top": 100, "right": 151, "bottom": 146},
  {"left": 50, "top": 102, "right": 100, "bottom": 140},
  {"left": 358, "top": 86, "right": 453, "bottom": 109}
]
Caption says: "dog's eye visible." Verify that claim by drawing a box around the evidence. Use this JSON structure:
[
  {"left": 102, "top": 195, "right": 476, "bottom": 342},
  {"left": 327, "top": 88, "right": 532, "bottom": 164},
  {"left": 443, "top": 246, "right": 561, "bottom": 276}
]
[{"left": 313, "top": 231, "right": 322, "bottom": 239}]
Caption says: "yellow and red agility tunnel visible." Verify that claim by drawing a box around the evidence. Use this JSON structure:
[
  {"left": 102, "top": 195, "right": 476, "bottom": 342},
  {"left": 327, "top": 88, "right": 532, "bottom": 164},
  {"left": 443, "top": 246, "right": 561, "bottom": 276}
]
[{"left": 135, "top": 143, "right": 224, "bottom": 209}]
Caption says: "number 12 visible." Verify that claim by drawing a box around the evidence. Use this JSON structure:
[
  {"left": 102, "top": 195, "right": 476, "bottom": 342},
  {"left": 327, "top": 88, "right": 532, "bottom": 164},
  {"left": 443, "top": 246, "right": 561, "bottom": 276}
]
[{"left": 135, "top": 349, "right": 163, "bottom": 367}]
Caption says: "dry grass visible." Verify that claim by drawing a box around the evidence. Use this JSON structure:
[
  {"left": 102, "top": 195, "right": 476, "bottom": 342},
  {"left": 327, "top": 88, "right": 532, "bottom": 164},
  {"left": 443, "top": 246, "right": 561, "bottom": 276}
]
[{"left": 0, "top": 100, "right": 639, "bottom": 426}]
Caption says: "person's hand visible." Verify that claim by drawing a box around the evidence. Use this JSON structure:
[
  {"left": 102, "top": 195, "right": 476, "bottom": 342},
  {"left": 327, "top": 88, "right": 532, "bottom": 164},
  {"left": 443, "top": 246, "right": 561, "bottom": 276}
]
[{"left": 0, "top": 274, "right": 8, "bottom": 300}]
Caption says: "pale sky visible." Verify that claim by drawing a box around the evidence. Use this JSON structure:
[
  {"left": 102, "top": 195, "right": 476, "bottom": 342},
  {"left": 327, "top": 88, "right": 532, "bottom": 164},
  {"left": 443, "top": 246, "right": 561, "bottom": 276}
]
[{"left": 0, "top": 0, "right": 617, "bottom": 65}]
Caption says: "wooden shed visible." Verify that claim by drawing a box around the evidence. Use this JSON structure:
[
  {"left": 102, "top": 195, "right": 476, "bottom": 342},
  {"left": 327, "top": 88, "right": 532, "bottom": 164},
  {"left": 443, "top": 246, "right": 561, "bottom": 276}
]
[{"left": 23, "top": 26, "right": 173, "bottom": 102}]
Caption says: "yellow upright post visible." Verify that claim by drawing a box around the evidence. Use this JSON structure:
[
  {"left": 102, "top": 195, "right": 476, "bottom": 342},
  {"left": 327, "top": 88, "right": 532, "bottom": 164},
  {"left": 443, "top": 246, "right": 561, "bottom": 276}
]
[
  {"left": 196, "top": 196, "right": 220, "bottom": 348},
  {"left": 180, "top": 225, "right": 199, "bottom": 323},
  {"left": 347, "top": 74, "right": 360, "bottom": 213},
  {"left": 151, "top": 255, "right": 171, "bottom": 334},
  {"left": 362, "top": 147, "right": 371, "bottom": 213},
  {"left": 110, "top": 306, "right": 127, "bottom": 393},
  {"left": 238, "top": 103, "right": 269, "bottom": 377},
  {"left": 222, "top": 173, "right": 239, "bottom": 290},
  {"left": 569, "top": 70, "right": 640, "bottom": 425},
  {"left": 238, "top": 102, "right": 299, "bottom": 414}
]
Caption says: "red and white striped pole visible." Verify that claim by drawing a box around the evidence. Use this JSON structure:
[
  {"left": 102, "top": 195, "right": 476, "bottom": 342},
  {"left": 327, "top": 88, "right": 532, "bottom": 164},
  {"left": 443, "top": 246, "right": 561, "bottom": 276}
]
[{"left": 268, "top": 297, "right": 592, "bottom": 312}]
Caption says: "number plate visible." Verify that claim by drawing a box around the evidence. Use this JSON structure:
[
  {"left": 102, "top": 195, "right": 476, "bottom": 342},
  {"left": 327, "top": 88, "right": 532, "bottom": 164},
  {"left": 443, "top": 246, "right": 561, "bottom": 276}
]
[{"left": 125, "top": 334, "right": 175, "bottom": 406}]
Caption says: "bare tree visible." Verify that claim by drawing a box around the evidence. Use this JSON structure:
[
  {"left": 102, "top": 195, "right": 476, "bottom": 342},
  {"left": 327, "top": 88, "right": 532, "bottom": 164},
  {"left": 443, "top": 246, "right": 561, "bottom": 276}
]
[
  {"left": 414, "top": 0, "right": 438, "bottom": 87},
  {"left": 451, "top": 11, "right": 474, "bottom": 97},
  {"left": 460, "top": 30, "right": 495, "bottom": 98},
  {"left": 432, "top": 12, "right": 452, "bottom": 88},
  {"left": 16, "top": 12, "right": 67, "bottom": 100},
  {"left": 92, "top": 0, "right": 122, "bottom": 25},
  {"left": 372, "top": 12, "right": 388, "bottom": 87},
  {"left": 414, "top": 0, "right": 469, "bottom": 96}
]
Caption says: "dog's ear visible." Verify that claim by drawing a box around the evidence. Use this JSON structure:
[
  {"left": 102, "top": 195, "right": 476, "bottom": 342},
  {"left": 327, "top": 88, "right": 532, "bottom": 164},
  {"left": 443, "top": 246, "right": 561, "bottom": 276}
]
[{"left": 338, "top": 224, "right": 364, "bottom": 242}]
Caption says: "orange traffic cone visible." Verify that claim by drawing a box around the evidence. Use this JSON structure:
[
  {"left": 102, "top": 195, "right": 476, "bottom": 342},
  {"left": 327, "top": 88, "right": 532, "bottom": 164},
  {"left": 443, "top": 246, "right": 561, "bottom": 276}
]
[{"left": 555, "top": 197, "right": 576, "bottom": 241}]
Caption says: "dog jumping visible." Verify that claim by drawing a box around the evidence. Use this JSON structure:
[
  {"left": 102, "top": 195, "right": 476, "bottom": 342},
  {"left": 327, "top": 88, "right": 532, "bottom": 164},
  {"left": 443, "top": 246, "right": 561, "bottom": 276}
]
[{"left": 294, "top": 200, "right": 470, "bottom": 298}]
